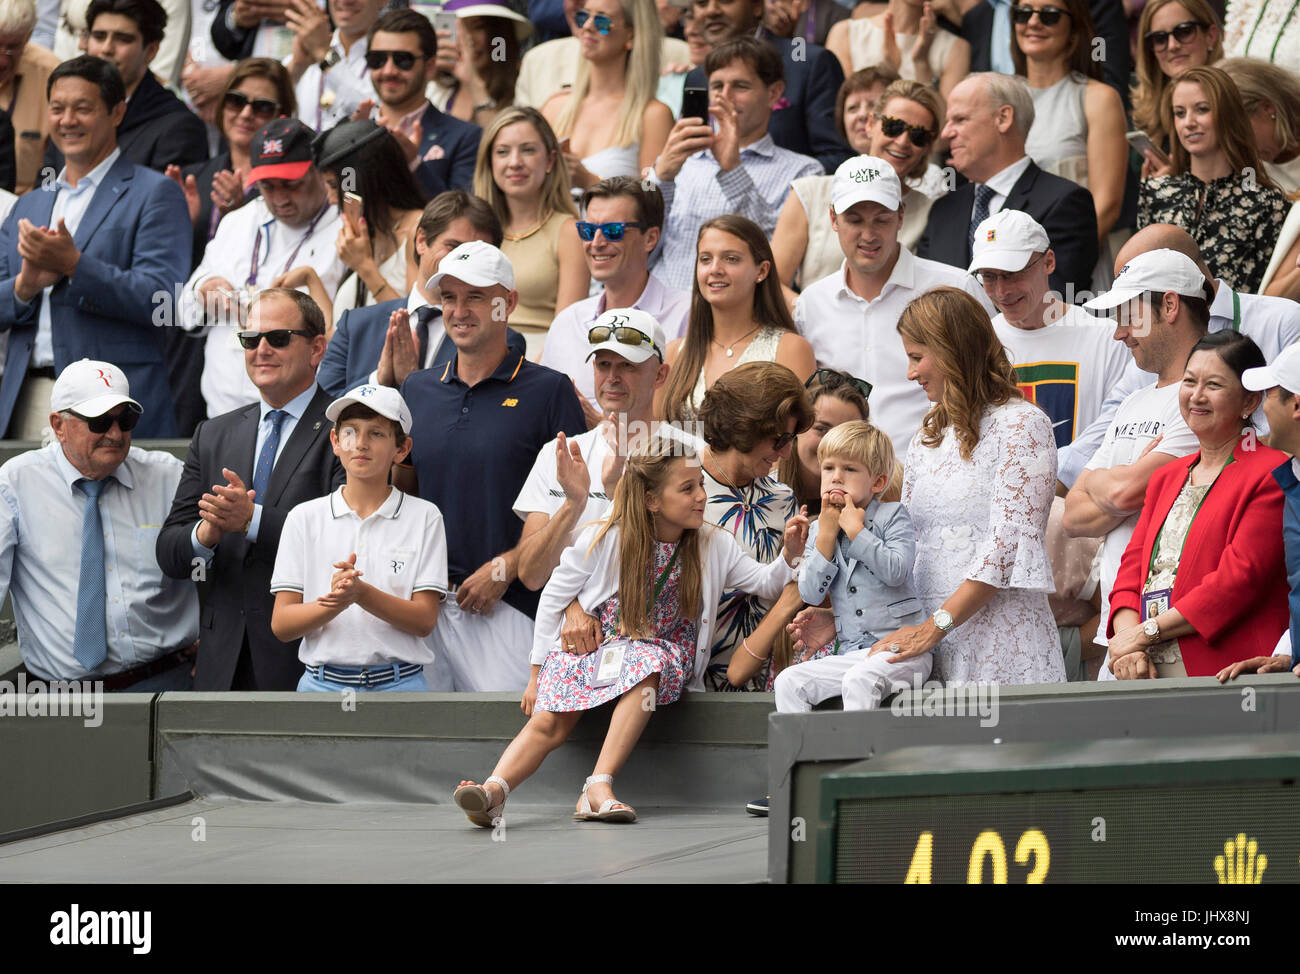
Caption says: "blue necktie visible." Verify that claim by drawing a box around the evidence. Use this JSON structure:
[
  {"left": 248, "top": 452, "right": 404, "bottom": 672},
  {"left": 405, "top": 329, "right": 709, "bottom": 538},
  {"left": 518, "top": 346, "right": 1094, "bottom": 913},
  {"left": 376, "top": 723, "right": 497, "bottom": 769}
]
[
  {"left": 989, "top": 0, "right": 1014, "bottom": 74},
  {"left": 73, "top": 478, "right": 108, "bottom": 671},
  {"left": 969, "top": 183, "right": 996, "bottom": 253},
  {"left": 415, "top": 305, "right": 437, "bottom": 368},
  {"left": 252, "top": 410, "right": 288, "bottom": 505}
]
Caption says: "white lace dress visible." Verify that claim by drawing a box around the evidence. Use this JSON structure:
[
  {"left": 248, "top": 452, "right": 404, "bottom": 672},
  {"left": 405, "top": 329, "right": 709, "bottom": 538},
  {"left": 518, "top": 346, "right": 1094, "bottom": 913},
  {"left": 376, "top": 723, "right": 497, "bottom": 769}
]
[{"left": 902, "top": 399, "right": 1066, "bottom": 686}]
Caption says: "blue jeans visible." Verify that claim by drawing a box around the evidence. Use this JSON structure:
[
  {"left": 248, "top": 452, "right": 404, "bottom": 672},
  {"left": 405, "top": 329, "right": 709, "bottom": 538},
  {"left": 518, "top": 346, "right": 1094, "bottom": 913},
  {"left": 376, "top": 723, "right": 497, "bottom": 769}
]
[{"left": 296, "top": 668, "right": 430, "bottom": 692}]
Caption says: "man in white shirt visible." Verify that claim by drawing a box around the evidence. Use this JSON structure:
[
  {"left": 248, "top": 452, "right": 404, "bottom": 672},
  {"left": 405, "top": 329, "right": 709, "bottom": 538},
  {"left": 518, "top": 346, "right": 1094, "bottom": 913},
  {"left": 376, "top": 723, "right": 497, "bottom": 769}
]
[
  {"left": 971, "top": 209, "right": 1134, "bottom": 451},
  {"left": 181, "top": 117, "right": 342, "bottom": 419},
  {"left": 287, "top": 0, "right": 385, "bottom": 131},
  {"left": 794, "top": 154, "right": 994, "bottom": 457},
  {"left": 1063, "top": 250, "right": 1209, "bottom": 663},
  {"left": 540, "top": 176, "right": 690, "bottom": 412}
]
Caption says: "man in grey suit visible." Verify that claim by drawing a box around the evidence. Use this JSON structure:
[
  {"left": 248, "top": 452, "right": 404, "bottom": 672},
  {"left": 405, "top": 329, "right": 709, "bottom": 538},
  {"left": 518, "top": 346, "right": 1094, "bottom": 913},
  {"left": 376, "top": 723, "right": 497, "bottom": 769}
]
[{"left": 158, "top": 288, "right": 344, "bottom": 690}]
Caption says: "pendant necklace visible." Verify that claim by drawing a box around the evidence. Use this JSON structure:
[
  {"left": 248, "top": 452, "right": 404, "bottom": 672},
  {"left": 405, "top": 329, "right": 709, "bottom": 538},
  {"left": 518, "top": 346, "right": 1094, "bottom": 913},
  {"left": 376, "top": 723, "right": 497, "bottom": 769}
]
[
  {"left": 706, "top": 449, "right": 752, "bottom": 513},
  {"left": 712, "top": 324, "right": 760, "bottom": 358}
]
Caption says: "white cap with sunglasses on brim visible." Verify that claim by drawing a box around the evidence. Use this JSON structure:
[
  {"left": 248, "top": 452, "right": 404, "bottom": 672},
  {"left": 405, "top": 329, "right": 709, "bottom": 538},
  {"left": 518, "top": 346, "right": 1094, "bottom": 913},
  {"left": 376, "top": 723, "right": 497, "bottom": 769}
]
[
  {"left": 968, "top": 209, "right": 1052, "bottom": 273},
  {"left": 1083, "top": 249, "right": 1210, "bottom": 312},
  {"left": 50, "top": 359, "right": 143, "bottom": 418},
  {"left": 1243, "top": 342, "right": 1300, "bottom": 394},
  {"left": 326, "top": 384, "right": 414, "bottom": 435},
  {"left": 586, "top": 308, "right": 665, "bottom": 364},
  {"left": 831, "top": 155, "right": 903, "bottom": 214},
  {"left": 426, "top": 240, "right": 516, "bottom": 292}
]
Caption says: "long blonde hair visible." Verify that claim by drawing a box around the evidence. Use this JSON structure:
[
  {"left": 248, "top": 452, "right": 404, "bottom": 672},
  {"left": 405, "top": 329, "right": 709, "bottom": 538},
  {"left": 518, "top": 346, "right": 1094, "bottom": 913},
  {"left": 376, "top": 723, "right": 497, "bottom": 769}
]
[
  {"left": 554, "top": 0, "right": 663, "bottom": 150},
  {"left": 591, "top": 445, "right": 702, "bottom": 639},
  {"left": 1131, "top": 0, "right": 1223, "bottom": 141},
  {"left": 472, "top": 106, "right": 578, "bottom": 228},
  {"left": 896, "top": 288, "right": 1022, "bottom": 461}
]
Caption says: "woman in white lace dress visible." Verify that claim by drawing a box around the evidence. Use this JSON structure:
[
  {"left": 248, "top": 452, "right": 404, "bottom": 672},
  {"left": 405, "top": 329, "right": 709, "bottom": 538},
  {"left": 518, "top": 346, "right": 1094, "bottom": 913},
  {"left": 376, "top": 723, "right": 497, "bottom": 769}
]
[{"left": 874, "top": 287, "right": 1066, "bottom": 687}]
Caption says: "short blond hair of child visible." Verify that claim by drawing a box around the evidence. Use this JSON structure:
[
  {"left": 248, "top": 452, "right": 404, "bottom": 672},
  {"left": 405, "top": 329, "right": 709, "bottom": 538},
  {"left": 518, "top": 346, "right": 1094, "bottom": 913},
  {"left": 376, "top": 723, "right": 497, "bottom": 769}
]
[{"left": 817, "top": 421, "right": 895, "bottom": 481}]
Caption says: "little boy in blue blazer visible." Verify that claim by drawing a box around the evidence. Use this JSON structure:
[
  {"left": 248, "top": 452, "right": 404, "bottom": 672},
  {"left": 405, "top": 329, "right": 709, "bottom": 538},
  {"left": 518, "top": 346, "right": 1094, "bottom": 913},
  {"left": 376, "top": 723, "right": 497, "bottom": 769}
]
[{"left": 775, "top": 421, "right": 930, "bottom": 711}]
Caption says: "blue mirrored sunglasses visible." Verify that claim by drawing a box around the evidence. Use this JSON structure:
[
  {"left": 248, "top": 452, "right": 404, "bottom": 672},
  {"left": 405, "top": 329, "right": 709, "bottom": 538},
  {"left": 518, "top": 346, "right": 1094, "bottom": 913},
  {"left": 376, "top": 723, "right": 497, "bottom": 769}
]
[
  {"left": 575, "top": 221, "right": 647, "bottom": 241},
  {"left": 574, "top": 10, "right": 613, "bottom": 33}
]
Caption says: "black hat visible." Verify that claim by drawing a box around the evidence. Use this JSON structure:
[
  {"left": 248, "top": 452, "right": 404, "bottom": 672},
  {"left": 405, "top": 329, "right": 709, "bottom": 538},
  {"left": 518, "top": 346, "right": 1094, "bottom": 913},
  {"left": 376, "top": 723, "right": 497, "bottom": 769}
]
[
  {"left": 246, "top": 117, "right": 317, "bottom": 189},
  {"left": 312, "top": 119, "right": 391, "bottom": 169}
]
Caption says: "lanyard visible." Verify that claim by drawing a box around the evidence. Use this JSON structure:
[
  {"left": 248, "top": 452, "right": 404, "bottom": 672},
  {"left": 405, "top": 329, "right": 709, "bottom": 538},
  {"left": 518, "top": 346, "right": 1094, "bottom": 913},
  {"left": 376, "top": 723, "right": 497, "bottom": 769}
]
[
  {"left": 616, "top": 542, "right": 681, "bottom": 629},
  {"left": 1147, "top": 458, "right": 1231, "bottom": 576},
  {"left": 247, "top": 202, "right": 330, "bottom": 286},
  {"left": 1231, "top": 289, "right": 1241, "bottom": 332}
]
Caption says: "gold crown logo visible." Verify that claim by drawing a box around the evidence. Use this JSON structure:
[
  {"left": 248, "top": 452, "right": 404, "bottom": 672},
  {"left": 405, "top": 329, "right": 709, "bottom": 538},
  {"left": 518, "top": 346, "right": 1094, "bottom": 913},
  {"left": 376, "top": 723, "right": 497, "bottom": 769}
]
[{"left": 1213, "top": 833, "right": 1267, "bottom": 884}]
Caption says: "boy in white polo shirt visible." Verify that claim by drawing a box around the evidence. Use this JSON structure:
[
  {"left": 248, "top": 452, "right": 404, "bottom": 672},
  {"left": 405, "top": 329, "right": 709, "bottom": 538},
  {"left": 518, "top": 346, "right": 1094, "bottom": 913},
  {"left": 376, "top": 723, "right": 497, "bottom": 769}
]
[{"left": 270, "top": 384, "right": 448, "bottom": 692}]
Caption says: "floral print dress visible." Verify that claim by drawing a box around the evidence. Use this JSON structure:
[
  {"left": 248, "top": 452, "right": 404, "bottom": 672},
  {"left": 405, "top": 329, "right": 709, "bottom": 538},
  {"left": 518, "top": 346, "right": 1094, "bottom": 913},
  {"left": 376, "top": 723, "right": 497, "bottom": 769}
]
[{"left": 535, "top": 541, "right": 699, "bottom": 712}]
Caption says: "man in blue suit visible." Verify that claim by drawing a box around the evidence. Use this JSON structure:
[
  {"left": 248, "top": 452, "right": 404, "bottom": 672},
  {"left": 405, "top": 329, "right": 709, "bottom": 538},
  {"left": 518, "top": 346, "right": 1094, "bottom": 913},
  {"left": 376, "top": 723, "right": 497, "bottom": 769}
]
[
  {"left": 320, "top": 190, "right": 525, "bottom": 397},
  {"left": 0, "top": 55, "right": 190, "bottom": 439}
]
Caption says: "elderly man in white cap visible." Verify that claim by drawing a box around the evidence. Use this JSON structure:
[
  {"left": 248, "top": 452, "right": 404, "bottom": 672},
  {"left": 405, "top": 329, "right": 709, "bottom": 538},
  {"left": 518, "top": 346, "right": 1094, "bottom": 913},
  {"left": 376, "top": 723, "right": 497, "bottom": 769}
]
[
  {"left": 794, "top": 154, "right": 994, "bottom": 457},
  {"left": 395, "top": 240, "right": 586, "bottom": 691},
  {"left": 1063, "top": 249, "right": 1211, "bottom": 677},
  {"left": 0, "top": 360, "right": 198, "bottom": 688}
]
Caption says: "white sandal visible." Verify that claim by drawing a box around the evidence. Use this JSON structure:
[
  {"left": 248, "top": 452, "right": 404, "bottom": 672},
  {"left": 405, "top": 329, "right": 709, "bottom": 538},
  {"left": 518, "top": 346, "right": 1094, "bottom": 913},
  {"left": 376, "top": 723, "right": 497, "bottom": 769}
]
[
  {"left": 453, "top": 775, "right": 509, "bottom": 828},
  {"left": 573, "top": 773, "right": 636, "bottom": 823}
]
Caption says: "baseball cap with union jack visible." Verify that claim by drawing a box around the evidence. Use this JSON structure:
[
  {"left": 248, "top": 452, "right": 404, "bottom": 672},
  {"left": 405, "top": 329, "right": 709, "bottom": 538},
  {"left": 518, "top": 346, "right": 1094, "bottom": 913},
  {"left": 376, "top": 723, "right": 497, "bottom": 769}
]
[{"left": 247, "top": 117, "right": 317, "bottom": 190}]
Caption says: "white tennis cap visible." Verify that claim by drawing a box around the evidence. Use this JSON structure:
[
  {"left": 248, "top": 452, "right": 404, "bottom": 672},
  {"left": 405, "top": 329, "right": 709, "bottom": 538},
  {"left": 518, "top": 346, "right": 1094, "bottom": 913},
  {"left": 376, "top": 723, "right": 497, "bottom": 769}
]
[
  {"left": 831, "top": 155, "right": 903, "bottom": 214},
  {"left": 1084, "top": 249, "right": 1209, "bottom": 311},
  {"left": 326, "top": 383, "right": 414, "bottom": 434},
  {"left": 586, "top": 307, "right": 665, "bottom": 364},
  {"left": 968, "top": 209, "right": 1051, "bottom": 273},
  {"left": 1243, "top": 342, "right": 1300, "bottom": 393},
  {"left": 427, "top": 240, "right": 515, "bottom": 292},
  {"left": 50, "top": 359, "right": 142, "bottom": 417}
]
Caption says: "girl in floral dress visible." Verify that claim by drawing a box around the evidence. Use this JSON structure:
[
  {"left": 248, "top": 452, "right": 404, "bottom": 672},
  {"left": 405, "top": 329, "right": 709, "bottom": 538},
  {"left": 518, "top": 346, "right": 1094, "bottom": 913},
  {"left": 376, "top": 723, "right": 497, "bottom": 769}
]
[{"left": 453, "top": 442, "right": 807, "bottom": 826}]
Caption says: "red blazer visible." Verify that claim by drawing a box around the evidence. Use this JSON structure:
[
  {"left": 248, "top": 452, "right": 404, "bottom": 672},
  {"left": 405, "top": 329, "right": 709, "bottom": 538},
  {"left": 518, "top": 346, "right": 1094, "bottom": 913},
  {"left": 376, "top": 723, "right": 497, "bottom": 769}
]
[{"left": 1107, "top": 440, "right": 1289, "bottom": 677}]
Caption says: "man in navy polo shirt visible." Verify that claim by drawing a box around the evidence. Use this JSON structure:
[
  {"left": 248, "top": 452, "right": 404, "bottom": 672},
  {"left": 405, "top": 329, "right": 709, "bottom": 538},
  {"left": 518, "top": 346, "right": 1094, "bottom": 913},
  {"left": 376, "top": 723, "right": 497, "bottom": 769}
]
[{"left": 394, "top": 241, "right": 585, "bottom": 691}]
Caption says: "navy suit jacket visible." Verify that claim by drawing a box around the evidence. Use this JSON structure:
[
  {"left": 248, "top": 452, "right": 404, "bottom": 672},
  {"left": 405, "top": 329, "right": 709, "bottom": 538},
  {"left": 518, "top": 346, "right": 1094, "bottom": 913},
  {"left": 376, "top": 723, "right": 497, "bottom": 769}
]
[
  {"left": 917, "top": 160, "right": 1099, "bottom": 300},
  {"left": 319, "top": 296, "right": 528, "bottom": 398},
  {"left": 0, "top": 153, "right": 191, "bottom": 437},
  {"left": 412, "top": 103, "right": 482, "bottom": 199}
]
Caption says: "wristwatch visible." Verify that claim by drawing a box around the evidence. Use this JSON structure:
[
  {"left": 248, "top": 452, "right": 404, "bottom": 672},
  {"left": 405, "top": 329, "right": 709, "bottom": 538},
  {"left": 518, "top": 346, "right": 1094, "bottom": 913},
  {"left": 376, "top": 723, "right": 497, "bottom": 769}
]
[
  {"left": 932, "top": 608, "right": 954, "bottom": 635},
  {"left": 1143, "top": 618, "right": 1161, "bottom": 643},
  {"left": 319, "top": 49, "right": 342, "bottom": 72}
]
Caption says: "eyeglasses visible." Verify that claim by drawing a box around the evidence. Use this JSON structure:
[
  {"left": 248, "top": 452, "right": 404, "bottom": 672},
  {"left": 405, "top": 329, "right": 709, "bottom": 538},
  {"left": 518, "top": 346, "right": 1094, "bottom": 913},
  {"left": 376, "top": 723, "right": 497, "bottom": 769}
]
[
  {"left": 576, "top": 221, "right": 647, "bottom": 241},
  {"left": 973, "top": 252, "right": 1045, "bottom": 286},
  {"left": 806, "top": 368, "right": 873, "bottom": 402},
  {"left": 877, "top": 113, "right": 934, "bottom": 148},
  {"left": 1144, "top": 20, "right": 1205, "bottom": 51},
  {"left": 1010, "top": 4, "right": 1070, "bottom": 27},
  {"left": 575, "top": 10, "right": 614, "bottom": 33},
  {"left": 771, "top": 431, "right": 796, "bottom": 450},
  {"left": 67, "top": 406, "right": 141, "bottom": 433},
  {"left": 237, "top": 328, "right": 314, "bottom": 349},
  {"left": 588, "top": 322, "right": 663, "bottom": 361},
  {"left": 364, "top": 49, "right": 421, "bottom": 71},
  {"left": 223, "top": 91, "right": 280, "bottom": 118}
]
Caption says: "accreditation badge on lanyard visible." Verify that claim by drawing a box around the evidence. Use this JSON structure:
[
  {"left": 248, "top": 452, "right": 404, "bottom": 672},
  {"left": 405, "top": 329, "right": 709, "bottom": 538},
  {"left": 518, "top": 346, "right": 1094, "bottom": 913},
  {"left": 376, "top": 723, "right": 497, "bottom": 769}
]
[{"left": 590, "top": 639, "right": 630, "bottom": 688}]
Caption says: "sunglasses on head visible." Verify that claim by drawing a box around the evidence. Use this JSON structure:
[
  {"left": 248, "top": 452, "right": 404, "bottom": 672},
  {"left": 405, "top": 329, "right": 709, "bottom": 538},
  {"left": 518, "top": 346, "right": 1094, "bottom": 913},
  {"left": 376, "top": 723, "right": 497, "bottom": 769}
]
[
  {"left": 588, "top": 323, "right": 663, "bottom": 360},
  {"left": 237, "top": 328, "right": 313, "bottom": 350},
  {"left": 575, "top": 10, "right": 613, "bottom": 33},
  {"left": 68, "top": 406, "right": 141, "bottom": 433},
  {"left": 807, "top": 368, "right": 873, "bottom": 402},
  {"left": 1010, "top": 4, "right": 1070, "bottom": 27},
  {"left": 364, "top": 49, "right": 421, "bottom": 71},
  {"left": 223, "top": 91, "right": 280, "bottom": 117},
  {"left": 877, "top": 113, "right": 934, "bottom": 148},
  {"left": 1144, "top": 19, "right": 1204, "bottom": 51},
  {"left": 576, "top": 221, "right": 647, "bottom": 241}
]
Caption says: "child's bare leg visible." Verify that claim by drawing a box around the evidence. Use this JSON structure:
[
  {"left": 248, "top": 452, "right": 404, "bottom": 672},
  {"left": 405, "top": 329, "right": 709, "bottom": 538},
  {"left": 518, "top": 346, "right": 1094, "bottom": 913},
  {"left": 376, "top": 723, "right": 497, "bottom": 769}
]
[
  {"left": 583, "top": 673, "right": 659, "bottom": 809},
  {"left": 461, "top": 709, "right": 583, "bottom": 804}
]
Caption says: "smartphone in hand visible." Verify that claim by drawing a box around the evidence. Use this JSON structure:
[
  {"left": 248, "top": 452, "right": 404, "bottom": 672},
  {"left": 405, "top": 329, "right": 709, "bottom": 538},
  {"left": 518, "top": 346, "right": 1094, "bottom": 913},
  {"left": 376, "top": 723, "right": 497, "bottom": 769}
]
[
  {"left": 343, "top": 191, "right": 363, "bottom": 228},
  {"left": 1126, "top": 130, "right": 1170, "bottom": 167},
  {"left": 680, "top": 86, "right": 710, "bottom": 123}
]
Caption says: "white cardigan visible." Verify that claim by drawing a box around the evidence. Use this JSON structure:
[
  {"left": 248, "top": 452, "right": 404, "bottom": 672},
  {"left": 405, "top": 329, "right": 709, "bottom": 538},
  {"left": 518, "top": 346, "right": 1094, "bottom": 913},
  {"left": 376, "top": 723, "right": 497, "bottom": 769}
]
[{"left": 530, "top": 522, "right": 797, "bottom": 691}]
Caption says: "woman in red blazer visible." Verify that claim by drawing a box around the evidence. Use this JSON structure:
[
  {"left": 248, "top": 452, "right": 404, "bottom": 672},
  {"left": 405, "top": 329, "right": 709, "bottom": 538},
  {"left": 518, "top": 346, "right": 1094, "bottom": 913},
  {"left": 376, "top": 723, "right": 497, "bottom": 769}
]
[{"left": 1107, "top": 332, "right": 1289, "bottom": 678}]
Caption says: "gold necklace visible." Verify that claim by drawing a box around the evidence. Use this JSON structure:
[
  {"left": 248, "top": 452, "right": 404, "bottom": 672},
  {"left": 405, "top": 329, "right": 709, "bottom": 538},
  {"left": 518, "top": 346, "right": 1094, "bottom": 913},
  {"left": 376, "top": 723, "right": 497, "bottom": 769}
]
[
  {"left": 705, "top": 449, "right": 753, "bottom": 513},
  {"left": 504, "top": 217, "right": 545, "bottom": 241},
  {"left": 711, "top": 324, "right": 761, "bottom": 358}
]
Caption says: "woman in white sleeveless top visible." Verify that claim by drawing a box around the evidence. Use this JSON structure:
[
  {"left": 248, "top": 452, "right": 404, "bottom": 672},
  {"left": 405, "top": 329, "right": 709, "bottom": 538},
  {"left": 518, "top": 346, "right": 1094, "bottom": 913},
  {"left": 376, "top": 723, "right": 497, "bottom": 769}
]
[
  {"left": 825, "top": 0, "right": 969, "bottom": 101},
  {"left": 541, "top": 0, "right": 673, "bottom": 189}
]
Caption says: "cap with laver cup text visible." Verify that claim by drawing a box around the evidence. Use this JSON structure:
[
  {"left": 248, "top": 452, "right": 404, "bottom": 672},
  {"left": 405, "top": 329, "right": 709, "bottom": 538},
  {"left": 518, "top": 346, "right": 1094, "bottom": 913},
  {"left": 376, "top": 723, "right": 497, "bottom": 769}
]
[
  {"left": 968, "top": 209, "right": 1051, "bottom": 274},
  {"left": 246, "top": 117, "right": 317, "bottom": 190},
  {"left": 586, "top": 307, "right": 665, "bottom": 364},
  {"left": 426, "top": 240, "right": 516, "bottom": 292},
  {"left": 831, "top": 155, "right": 903, "bottom": 214},
  {"left": 1243, "top": 342, "right": 1300, "bottom": 394},
  {"left": 1083, "top": 249, "right": 1210, "bottom": 312},
  {"left": 326, "top": 384, "right": 414, "bottom": 435},
  {"left": 50, "top": 360, "right": 143, "bottom": 418}
]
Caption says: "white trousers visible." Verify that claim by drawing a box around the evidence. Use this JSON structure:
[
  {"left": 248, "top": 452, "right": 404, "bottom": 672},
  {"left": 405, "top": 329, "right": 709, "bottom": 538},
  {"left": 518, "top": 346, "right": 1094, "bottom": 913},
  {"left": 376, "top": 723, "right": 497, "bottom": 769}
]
[
  {"left": 424, "top": 596, "right": 535, "bottom": 691},
  {"left": 773, "top": 646, "right": 934, "bottom": 712}
]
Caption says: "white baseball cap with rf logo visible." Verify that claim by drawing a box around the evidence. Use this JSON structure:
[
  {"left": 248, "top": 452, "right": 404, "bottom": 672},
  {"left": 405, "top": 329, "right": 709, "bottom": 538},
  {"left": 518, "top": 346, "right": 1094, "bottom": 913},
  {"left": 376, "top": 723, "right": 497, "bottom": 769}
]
[{"left": 50, "top": 359, "right": 143, "bottom": 418}]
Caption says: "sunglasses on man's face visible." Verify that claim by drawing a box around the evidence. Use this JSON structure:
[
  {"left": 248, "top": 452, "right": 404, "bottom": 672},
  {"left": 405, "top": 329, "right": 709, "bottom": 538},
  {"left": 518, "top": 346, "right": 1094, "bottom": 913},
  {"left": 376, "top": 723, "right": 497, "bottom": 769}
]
[
  {"left": 588, "top": 323, "right": 663, "bottom": 360},
  {"left": 876, "top": 113, "right": 934, "bottom": 148},
  {"left": 237, "top": 328, "right": 313, "bottom": 350},
  {"left": 68, "top": 406, "right": 141, "bottom": 434},
  {"left": 576, "top": 221, "right": 647, "bottom": 241},
  {"left": 807, "top": 368, "right": 873, "bottom": 402},
  {"left": 575, "top": 10, "right": 614, "bottom": 33},
  {"left": 1010, "top": 4, "right": 1070, "bottom": 27},
  {"left": 1144, "top": 20, "right": 1205, "bottom": 51},
  {"left": 223, "top": 91, "right": 280, "bottom": 118},
  {"left": 364, "top": 49, "right": 421, "bottom": 71}
]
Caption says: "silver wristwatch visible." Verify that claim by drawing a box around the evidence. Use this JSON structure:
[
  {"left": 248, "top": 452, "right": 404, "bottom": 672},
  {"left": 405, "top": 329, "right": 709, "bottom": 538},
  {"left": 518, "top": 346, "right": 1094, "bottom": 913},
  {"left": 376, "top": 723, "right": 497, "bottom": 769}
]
[
  {"left": 1143, "top": 618, "right": 1161, "bottom": 642},
  {"left": 932, "top": 608, "right": 954, "bottom": 634}
]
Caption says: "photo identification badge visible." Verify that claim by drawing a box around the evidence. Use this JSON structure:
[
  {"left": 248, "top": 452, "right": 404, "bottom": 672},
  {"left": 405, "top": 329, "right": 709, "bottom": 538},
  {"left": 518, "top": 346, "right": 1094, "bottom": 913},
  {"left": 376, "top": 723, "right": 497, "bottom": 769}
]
[
  {"left": 1142, "top": 587, "right": 1171, "bottom": 622},
  {"left": 589, "top": 639, "right": 629, "bottom": 688}
]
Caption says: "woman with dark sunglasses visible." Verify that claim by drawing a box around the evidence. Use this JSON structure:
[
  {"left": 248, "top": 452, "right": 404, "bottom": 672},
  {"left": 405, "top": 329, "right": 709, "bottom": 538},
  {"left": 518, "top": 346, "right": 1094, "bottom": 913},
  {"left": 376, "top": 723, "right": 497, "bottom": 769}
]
[
  {"left": 1011, "top": 0, "right": 1128, "bottom": 265},
  {"left": 1131, "top": 0, "right": 1222, "bottom": 156},
  {"left": 825, "top": 0, "right": 970, "bottom": 101}
]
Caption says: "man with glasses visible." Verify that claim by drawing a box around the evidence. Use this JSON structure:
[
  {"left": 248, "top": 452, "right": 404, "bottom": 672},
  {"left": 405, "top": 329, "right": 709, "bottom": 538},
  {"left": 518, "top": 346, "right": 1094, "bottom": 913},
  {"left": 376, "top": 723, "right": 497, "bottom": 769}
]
[
  {"left": 44, "top": 0, "right": 208, "bottom": 173},
  {"left": 541, "top": 176, "right": 689, "bottom": 413},
  {"left": 159, "top": 287, "right": 344, "bottom": 690},
  {"left": 179, "top": 116, "right": 343, "bottom": 419},
  {"left": 0, "top": 360, "right": 198, "bottom": 689},
  {"left": 362, "top": 9, "right": 481, "bottom": 199},
  {"left": 795, "top": 155, "right": 993, "bottom": 457}
]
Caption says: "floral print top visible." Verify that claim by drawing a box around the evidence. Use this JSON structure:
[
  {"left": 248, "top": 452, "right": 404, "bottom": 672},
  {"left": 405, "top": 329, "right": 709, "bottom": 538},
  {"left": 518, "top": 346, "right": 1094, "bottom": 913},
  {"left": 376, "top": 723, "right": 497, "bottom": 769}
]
[{"left": 1138, "top": 171, "right": 1288, "bottom": 295}]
